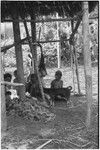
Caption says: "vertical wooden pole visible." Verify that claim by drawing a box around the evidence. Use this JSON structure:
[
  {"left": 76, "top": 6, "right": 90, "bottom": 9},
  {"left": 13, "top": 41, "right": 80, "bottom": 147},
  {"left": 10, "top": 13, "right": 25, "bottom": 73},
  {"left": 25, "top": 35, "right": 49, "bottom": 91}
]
[
  {"left": 31, "top": 15, "right": 37, "bottom": 74},
  {"left": 1, "top": 53, "right": 7, "bottom": 133},
  {"left": 13, "top": 19, "right": 26, "bottom": 101},
  {"left": 74, "top": 44, "right": 81, "bottom": 94},
  {"left": 70, "top": 44, "right": 75, "bottom": 94},
  {"left": 82, "top": 2, "right": 92, "bottom": 128},
  {"left": 70, "top": 20, "right": 75, "bottom": 93},
  {"left": 56, "top": 13, "right": 61, "bottom": 68},
  {"left": 23, "top": 21, "right": 45, "bottom": 102},
  {"left": 71, "top": 20, "right": 81, "bottom": 94}
]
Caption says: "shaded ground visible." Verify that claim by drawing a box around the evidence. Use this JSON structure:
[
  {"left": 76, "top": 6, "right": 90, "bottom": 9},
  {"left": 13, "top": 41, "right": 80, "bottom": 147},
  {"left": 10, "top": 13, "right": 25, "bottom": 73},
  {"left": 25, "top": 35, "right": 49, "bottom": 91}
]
[
  {"left": 2, "top": 66, "right": 98, "bottom": 149},
  {"left": 1, "top": 94, "right": 98, "bottom": 149}
]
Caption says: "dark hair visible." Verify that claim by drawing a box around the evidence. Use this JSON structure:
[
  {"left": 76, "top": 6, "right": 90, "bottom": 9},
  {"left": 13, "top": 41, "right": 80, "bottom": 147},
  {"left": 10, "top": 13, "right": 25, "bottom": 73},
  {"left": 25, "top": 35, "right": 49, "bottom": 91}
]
[
  {"left": 30, "top": 74, "right": 38, "bottom": 80},
  {"left": 5, "top": 91, "right": 11, "bottom": 96},
  {"left": 4, "top": 73, "right": 12, "bottom": 80},
  {"left": 14, "top": 70, "right": 17, "bottom": 75},
  {"left": 55, "top": 70, "right": 62, "bottom": 77}
]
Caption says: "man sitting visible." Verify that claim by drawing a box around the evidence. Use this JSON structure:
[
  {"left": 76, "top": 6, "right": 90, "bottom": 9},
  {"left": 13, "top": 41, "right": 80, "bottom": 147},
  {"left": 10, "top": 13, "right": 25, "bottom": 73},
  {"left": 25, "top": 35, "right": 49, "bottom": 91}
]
[{"left": 26, "top": 74, "right": 51, "bottom": 106}]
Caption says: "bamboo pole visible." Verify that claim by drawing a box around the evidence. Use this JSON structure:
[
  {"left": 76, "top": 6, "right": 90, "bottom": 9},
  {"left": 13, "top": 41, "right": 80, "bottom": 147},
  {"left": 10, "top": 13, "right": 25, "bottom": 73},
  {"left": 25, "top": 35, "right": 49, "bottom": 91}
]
[
  {"left": 23, "top": 20, "right": 45, "bottom": 101},
  {"left": 13, "top": 17, "right": 26, "bottom": 101},
  {"left": 82, "top": 2, "right": 92, "bottom": 128}
]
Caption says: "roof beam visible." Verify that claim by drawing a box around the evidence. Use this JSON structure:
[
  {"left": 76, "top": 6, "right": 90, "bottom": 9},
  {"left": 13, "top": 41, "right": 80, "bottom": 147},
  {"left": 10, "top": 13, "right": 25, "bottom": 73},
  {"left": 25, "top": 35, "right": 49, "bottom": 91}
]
[
  {"left": 1, "top": 38, "right": 70, "bottom": 52},
  {"left": 23, "top": 39, "right": 70, "bottom": 44},
  {"left": 1, "top": 15, "right": 98, "bottom": 23}
]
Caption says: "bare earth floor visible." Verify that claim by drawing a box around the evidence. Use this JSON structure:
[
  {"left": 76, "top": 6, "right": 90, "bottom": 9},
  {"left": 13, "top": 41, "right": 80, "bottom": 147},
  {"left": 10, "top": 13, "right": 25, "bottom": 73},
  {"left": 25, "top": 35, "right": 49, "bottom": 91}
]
[
  {"left": 1, "top": 94, "right": 98, "bottom": 149},
  {"left": 2, "top": 66, "right": 98, "bottom": 149}
]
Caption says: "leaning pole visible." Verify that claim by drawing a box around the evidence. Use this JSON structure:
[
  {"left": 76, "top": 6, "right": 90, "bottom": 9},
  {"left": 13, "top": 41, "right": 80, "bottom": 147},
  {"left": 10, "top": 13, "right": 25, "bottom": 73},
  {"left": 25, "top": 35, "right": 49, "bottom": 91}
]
[
  {"left": 82, "top": 2, "right": 92, "bottom": 128},
  {"left": 13, "top": 16, "right": 26, "bottom": 101}
]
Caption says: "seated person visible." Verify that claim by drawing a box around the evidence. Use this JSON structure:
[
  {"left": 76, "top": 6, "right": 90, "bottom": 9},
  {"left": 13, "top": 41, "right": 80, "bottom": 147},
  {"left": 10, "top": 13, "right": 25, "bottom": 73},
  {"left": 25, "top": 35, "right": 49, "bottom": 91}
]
[
  {"left": 51, "top": 70, "right": 63, "bottom": 89},
  {"left": 4, "top": 73, "right": 13, "bottom": 112},
  {"left": 26, "top": 73, "right": 51, "bottom": 105},
  {"left": 4, "top": 73, "right": 12, "bottom": 93},
  {"left": 5, "top": 91, "right": 13, "bottom": 112},
  {"left": 26, "top": 74, "right": 40, "bottom": 97},
  {"left": 50, "top": 70, "right": 64, "bottom": 100}
]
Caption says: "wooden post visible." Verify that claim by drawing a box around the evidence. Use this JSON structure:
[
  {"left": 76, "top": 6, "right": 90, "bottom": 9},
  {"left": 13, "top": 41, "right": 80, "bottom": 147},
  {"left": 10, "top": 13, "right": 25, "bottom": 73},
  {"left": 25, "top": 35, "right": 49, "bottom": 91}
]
[
  {"left": 31, "top": 15, "right": 37, "bottom": 73},
  {"left": 56, "top": 13, "right": 61, "bottom": 68},
  {"left": 71, "top": 20, "right": 81, "bottom": 94},
  {"left": 74, "top": 44, "right": 81, "bottom": 94},
  {"left": 70, "top": 44, "right": 75, "bottom": 94},
  {"left": 13, "top": 18, "right": 26, "bottom": 101},
  {"left": 1, "top": 53, "right": 7, "bottom": 133},
  {"left": 82, "top": 2, "right": 92, "bottom": 128},
  {"left": 23, "top": 20, "right": 45, "bottom": 102}
]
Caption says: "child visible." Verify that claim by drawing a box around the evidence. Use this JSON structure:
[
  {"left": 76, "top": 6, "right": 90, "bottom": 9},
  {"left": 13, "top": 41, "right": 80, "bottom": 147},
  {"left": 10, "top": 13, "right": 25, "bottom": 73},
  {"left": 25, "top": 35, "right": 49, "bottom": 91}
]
[
  {"left": 26, "top": 74, "right": 51, "bottom": 106},
  {"left": 26, "top": 74, "right": 40, "bottom": 97},
  {"left": 51, "top": 70, "right": 63, "bottom": 89},
  {"left": 4, "top": 73, "right": 12, "bottom": 92}
]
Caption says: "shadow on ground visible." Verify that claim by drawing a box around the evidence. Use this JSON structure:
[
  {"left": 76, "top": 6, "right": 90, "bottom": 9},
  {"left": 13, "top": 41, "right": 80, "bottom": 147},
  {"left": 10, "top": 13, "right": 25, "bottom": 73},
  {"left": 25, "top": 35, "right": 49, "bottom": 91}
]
[{"left": 1, "top": 95, "right": 98, "bottom": 149}]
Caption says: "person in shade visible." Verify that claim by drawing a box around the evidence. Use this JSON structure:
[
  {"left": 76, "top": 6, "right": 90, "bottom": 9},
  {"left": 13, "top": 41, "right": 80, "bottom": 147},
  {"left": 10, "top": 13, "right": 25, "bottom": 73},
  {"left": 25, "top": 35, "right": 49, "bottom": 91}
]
[{"left": 51, "top": 70, "right": 63, "bottom": 89}]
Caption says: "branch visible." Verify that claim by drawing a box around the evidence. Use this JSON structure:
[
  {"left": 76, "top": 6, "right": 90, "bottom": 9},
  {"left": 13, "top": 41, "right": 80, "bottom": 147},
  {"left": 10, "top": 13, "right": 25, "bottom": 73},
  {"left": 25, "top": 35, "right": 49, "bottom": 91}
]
[{"left": 35, "top": 140, "right": 52, "bottom": 149}]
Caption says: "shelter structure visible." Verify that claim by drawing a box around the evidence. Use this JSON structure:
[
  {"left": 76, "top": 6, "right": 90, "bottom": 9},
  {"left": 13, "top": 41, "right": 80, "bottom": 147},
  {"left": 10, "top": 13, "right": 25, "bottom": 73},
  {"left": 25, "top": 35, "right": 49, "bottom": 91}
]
[{"left": 1, "top": 1, "right": 98, "bottom": 131}]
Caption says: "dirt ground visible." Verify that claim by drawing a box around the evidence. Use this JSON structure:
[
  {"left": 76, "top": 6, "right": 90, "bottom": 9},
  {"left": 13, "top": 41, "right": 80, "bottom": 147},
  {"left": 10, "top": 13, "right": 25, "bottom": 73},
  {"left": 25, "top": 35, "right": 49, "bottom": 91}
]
[
  {"left": 2, "top": 66, "right": 98, "bottom": 149},
  {"left": 1, "top": 94, "right": 98, "bottom": 149}
]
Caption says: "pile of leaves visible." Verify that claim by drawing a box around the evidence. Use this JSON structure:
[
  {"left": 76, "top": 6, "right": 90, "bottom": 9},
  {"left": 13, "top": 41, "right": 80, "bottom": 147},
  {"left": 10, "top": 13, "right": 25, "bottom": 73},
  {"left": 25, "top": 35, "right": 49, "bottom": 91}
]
[{"left": 6, "top": 96, "right": 55, "bottom": 122}]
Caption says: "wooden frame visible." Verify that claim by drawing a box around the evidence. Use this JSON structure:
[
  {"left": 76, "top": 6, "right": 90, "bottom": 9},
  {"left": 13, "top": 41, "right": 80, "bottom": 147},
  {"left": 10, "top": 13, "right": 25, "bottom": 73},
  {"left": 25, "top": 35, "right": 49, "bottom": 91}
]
[{"left": 1, "top": 15, "right": 98, "bottom": 23}]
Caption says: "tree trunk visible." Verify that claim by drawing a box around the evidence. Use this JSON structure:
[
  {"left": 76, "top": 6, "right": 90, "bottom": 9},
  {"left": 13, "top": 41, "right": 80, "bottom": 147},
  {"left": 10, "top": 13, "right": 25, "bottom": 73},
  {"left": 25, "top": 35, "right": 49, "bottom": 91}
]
[
  {"left": 1, "top": 53, "right": 7, "bottom": 133},
  {"left": 13, "top": 19, "right": 26, "bottom": 101},
  {"left": 82, "top": 2, "right": 92, "bottom": 128}
]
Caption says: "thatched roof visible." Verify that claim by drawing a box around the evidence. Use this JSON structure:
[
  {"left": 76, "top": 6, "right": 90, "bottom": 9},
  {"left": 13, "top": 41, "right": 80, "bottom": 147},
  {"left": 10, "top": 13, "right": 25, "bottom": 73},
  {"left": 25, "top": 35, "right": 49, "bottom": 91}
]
[{"left": 1, "top": 1, "right": 98, "bottom": 22}]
